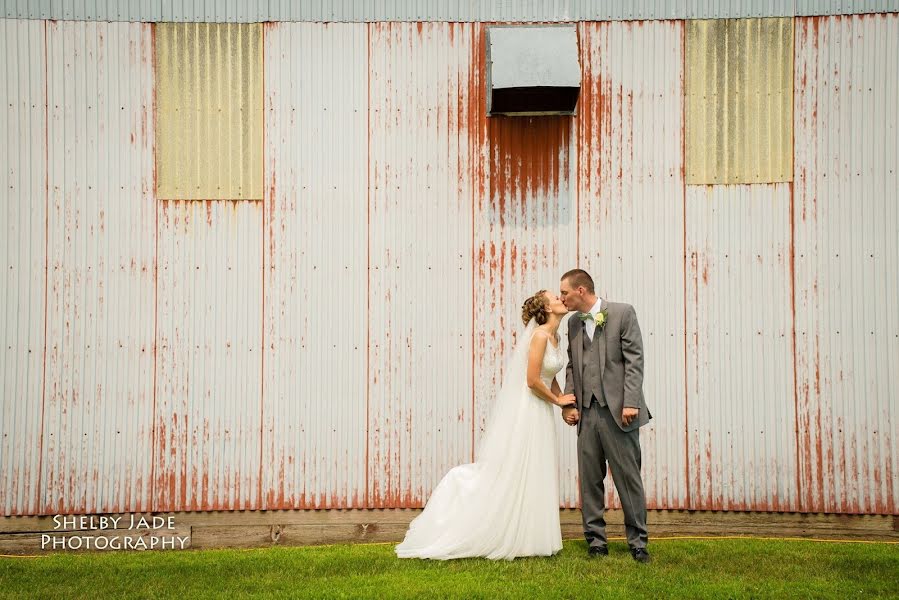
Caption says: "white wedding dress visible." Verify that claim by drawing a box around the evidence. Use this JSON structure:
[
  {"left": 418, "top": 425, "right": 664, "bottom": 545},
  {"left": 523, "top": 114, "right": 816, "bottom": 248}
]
[{"left": 395, "top": 320, "right": 564, "bottom": 560}]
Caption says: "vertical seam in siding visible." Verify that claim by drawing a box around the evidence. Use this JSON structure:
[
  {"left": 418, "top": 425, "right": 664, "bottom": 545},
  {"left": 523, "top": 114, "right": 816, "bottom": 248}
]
[
  {"left": 681, "top": 18, "right": 691, "bottom": 510},
  {"left": 470, "top": 23, "right": 482, "bottom": 465},
  {"left": 575, "top": 24, "right": 581, "bottom": 265},
  {"left": 790, "top": 180, "right": 801, "bottom": 511},
  {"left": 258, "top": 22, "right": 265, "bottom": 510},
  {"left": 470, "top": 25, "right": 476, "bottom": 464},
  {"left": 790, "top": 16, "right": 802, "bottom": 512},
  {"left": 149, "top": 22, "right": 159, "bottom": 512},
  {"left": 364, "top": 22, "right": 371, "bottom": 508},
  {"left": 37, "top": 18, "right": 49, "bottom": 515}
]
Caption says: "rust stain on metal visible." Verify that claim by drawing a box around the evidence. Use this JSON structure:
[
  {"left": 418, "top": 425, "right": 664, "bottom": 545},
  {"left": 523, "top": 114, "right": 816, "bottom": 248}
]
[
  {"left": 789, "top": 177, "right": 805, "bottom": 510},
  {"left": 486, "top": 116, "right": 570, "bottom": 225},
  {"left": 8, "top": 16, "right": 896, "bottom": 518}
]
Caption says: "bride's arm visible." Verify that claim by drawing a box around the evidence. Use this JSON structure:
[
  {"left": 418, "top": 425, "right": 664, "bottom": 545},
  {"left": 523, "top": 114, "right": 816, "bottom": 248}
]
[
  {"left": 526, "top": 332, "right": 573, "bottom": 407},
  {"left": 551, "top": 378, "right": 563, "bottom": 397}
]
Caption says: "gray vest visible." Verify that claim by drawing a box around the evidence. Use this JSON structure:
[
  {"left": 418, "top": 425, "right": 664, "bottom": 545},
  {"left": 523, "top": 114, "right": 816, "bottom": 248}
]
[{"left": 582, "top": 328, "right": 606, "bottom": 408}]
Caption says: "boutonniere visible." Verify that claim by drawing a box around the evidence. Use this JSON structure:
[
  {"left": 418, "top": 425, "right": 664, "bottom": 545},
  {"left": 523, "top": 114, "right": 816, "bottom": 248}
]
[
  {"left": 594, "top": 308, "right": 609, "bottom": 331},
  {"left": 579, "top": 308, "right": 609, "bottom": 331}
]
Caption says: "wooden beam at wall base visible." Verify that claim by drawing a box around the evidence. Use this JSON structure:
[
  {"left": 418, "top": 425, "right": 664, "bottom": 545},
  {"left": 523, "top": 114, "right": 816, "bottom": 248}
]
[{"left": 1, "top": 509, "right": 896, "bottom": 555}]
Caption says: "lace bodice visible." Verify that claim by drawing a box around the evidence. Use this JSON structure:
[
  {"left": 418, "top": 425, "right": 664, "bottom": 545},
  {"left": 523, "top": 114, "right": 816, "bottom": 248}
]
[{"left": 538, "top": 335, "right": 565, "bottom": 388}]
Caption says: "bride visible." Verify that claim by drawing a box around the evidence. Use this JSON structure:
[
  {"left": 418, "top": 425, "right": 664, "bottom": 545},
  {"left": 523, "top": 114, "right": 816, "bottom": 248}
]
[{"left": 395, "top": 290, "right": 574, "bottom": 560}]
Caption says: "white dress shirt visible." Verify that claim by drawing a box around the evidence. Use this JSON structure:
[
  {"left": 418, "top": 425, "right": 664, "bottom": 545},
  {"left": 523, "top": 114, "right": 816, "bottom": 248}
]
[{"left": 585, "top": 298, "right": 604, "bottom": 341}]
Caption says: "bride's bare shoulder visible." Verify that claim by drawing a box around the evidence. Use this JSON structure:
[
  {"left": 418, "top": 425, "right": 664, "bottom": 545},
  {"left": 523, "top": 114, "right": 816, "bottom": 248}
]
[
  {"left": 530, "top": 328, "right": 548, "bottom": 340},
  {"left": 532, "top": 327, "right": 559, "bottom": 348}
]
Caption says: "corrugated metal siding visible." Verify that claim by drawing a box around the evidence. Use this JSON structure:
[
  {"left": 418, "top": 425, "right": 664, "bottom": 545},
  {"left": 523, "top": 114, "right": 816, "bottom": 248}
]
[
  {"left": 155, "top": 200, "right": 263, "bottom": 511},
  {"left": 577, "top": 20, "right": 687, "bottom": 510},
  {"left": 685, "top": 184, "right": 798, "bottom": 511},
  {"left": 0, "top": 19, "right": 46, "bottom": 516},
  {"left": 793, "top": 14, "right": 898, "bottom": 514},
  {"left": 41, "top": 21, "right": 156, "bottom": 514},
  {"left": 686, "top": 18, "right": 794, "bottom": 184},
  {"left": 474, "top": 66, "right": 579, "bottom": 507},
  {"left": 367, "top": 22, "right": 477, "bottom": 508},
  {"left": 2, "top": 15, "right": 897, "bottom": 518},
  {"left": 4, "top": 0, "right": 898, "bottom": 22},
  {"left": 261, "top": 22, "right": 368, "bottom": 509},
  {"left": 155, "top": 23, "right": 263, "bottom": 200}
]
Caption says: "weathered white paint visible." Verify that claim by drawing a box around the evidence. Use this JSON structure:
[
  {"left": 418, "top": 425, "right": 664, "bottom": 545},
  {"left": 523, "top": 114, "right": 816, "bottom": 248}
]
[
  {"left": 0, "top": 15, "right": 895, "bottom": 518},
  {"left": 262, "top": 22, "right": 369, "bottom": 509},
  {"left": 793, "top": 14, "right": 898, "bottom": 515}
]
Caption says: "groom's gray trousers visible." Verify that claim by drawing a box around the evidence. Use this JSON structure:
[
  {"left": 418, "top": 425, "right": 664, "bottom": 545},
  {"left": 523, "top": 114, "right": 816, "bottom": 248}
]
[{"left": 577, "top": 399, "right": 648, "bottom": 550}]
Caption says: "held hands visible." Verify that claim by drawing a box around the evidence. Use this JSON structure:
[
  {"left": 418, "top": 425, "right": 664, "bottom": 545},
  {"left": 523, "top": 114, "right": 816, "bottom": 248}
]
[
  {"left": 555, "top": 394, "right": 576, "bottom": 408},
  {"left": 622, "top": 407, "right": 639, "bottom": 427},
  {"left": 556, "top": 394, "right": 579, "bottom": 426},
  {"left": 561, "top": 405, "right": 579, "bottom": 426}
]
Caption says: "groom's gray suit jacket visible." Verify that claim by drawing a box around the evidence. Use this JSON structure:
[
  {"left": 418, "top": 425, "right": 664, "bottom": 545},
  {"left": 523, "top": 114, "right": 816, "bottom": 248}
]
[{"left": 564, "top": 300, "right": 652, "bottom": 433}]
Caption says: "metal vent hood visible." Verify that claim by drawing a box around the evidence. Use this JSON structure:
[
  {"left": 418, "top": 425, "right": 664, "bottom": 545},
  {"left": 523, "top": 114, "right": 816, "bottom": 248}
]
[{"left": 486, "top": 25, "right": 581, "bottom": 116}]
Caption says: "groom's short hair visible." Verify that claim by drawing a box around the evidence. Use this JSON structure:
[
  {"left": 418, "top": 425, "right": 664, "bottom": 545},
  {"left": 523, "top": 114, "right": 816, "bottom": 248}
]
[{"left": 561, "top": 269, "right": 595, "bottom": 293}]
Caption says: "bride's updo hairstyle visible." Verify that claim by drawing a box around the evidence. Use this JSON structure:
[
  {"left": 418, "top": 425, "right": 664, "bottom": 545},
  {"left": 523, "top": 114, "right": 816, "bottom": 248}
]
[{"left": 521, "top": 290, "right": 549, "bottom": 326}]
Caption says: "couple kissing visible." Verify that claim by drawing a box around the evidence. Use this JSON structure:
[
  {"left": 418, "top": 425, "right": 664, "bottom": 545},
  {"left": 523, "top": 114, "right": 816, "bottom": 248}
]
[{"left": 396, "top": 269, "right": 652, "bottom": 564}]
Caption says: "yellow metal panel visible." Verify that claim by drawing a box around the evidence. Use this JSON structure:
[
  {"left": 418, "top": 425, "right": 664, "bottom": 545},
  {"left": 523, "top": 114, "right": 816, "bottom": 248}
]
[
  {"left": 686, "top": 18, "right": 793, "bottom": 184},
  {"left": 156, "top": 23, "right": 263, "bottom": 200}
]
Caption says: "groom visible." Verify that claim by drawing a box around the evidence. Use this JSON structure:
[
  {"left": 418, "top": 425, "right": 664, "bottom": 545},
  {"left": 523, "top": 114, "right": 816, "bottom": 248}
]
[{"left": 558, "top": 269, "right": 652, "bottom": 563}]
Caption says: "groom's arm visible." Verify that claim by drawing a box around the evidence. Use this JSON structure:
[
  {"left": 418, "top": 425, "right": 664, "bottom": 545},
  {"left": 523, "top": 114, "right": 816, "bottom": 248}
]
[
  {"left": 621, "top": 304, "right": 645, "bottom": 409},
  {"left": 564, "top": 320, "right": 575, "bottom": 397},
  {"left": 561, "top": 321, "right": 578, "bottom": 425}
]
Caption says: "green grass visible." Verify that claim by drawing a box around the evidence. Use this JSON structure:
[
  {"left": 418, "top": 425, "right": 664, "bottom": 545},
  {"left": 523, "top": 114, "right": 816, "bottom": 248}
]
[{"left": 2, "top": 539, "right": 897, "bottom": 599}]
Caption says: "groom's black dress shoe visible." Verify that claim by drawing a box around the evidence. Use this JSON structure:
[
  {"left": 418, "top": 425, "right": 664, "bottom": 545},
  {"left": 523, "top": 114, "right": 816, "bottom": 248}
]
[
  {"left": 588, "top": 546, "right": 608, "bottom": 557},
  {"left": 630, "top": 548, "right": 652, "bottom": 563}
]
